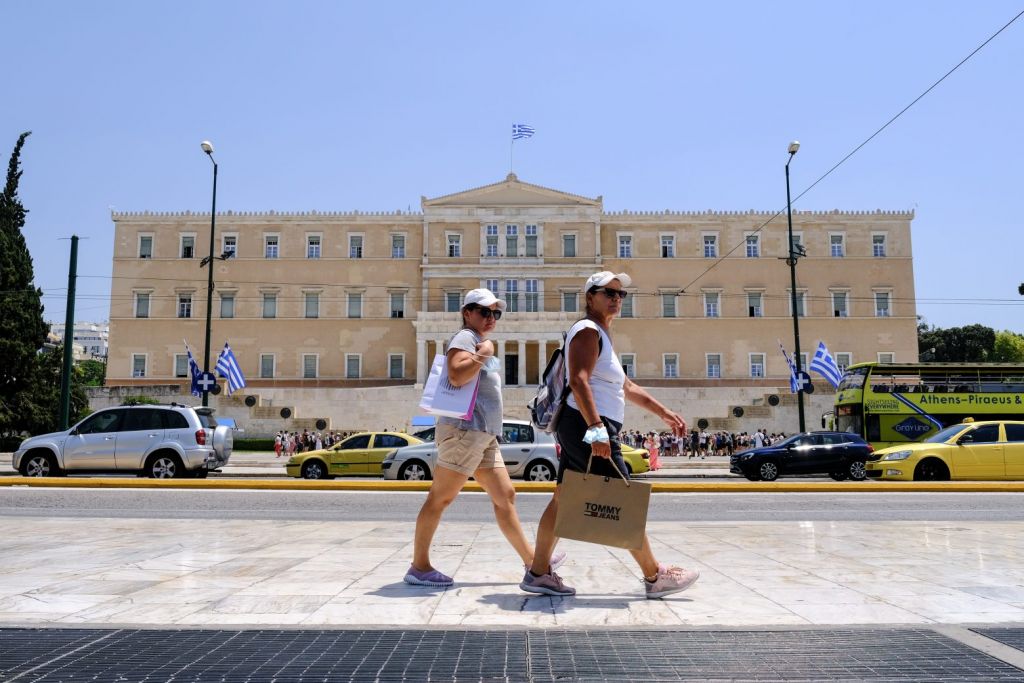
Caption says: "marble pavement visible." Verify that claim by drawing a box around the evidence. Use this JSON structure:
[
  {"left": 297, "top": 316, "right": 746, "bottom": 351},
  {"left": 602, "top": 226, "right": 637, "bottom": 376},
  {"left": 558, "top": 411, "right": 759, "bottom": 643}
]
[{"left": 2, "top": 515, "right": 1024, "bottom": 628}]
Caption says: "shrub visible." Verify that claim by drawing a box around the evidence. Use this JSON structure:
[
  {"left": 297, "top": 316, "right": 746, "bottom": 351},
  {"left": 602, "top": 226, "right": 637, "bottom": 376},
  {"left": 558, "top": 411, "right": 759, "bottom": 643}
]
[{"left": 233, "top": 438, "right": 275, "bottom": 452}]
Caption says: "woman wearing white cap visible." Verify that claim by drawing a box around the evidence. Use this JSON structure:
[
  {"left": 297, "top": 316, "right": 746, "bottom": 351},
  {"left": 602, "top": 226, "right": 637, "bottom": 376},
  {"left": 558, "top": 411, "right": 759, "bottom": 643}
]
[
  {"left": 405, "top": 288, "right": 565, "bottom": 587},
  {"left": 521, "top": 272, "right": 700, "bottom": 598}
]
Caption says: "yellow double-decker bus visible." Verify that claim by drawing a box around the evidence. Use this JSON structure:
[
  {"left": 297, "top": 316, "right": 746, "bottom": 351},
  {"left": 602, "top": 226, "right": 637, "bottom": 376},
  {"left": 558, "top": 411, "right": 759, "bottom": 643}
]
[{"left": 834, "top": 362, "right": 1024, "bottom": 448}]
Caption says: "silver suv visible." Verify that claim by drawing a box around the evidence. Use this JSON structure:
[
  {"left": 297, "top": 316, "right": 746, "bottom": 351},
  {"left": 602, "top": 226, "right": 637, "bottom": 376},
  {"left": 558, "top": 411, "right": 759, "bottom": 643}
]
[{"left": 13, "top": 404, "right": 232, "bottom": 479}]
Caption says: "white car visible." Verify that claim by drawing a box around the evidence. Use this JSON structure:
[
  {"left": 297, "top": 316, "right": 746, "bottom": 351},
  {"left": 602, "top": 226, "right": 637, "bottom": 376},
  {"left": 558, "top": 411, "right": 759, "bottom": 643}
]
[{"left": 382, "top": 419, "right": 558, "bottom": 481}]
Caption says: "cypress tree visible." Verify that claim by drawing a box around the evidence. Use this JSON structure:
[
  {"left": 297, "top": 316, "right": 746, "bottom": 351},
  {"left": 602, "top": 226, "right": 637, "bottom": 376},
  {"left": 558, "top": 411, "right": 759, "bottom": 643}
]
[{"left": 0, "top": 132, "right": 49, "bottom": 435}]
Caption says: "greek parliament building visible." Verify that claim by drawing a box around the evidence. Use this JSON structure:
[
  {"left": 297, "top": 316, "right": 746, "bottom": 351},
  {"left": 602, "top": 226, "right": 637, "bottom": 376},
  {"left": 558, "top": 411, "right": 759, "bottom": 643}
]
[{"left": 105, "top": 174, "right": 918, "bottom": 433}]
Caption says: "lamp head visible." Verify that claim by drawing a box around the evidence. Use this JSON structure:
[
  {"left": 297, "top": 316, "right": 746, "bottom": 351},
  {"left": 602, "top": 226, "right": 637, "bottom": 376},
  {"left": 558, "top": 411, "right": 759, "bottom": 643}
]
[
  {"left": 788, "top": 141, "right": 800, "bottom": 155},
  {"left": 201, "top": 140, "right": 215, "bottom": 155}
]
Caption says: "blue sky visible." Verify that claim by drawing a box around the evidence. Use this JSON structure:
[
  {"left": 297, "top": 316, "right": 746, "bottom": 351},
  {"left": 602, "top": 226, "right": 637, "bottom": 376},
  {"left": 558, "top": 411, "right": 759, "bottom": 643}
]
[{"left": 4, "top": 1, "right": 1022, "bottom": 331}]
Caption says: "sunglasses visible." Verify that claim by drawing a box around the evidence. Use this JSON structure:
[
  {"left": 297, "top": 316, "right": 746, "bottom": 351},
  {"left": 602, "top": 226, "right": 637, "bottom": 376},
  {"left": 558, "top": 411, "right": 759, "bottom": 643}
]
[
  {"left": 591, "top": 287, "right": 629, "bottom": 300},
  {"left": 467, "top": 305, "right": 502, "bottom": 320}
]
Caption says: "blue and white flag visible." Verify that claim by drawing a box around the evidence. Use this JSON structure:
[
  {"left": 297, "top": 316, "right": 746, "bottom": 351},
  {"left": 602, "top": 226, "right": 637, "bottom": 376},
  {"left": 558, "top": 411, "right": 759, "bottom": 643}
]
[
  {"left": 810, "top": 340, "right": 844, "bottom": 388},
  {"left": 215, "top": 342, "right": 247, "bottom": 395},
  {"left": 184, "top": 341, "right": 201, "bottom": 397},
  {"left": 778, "top": 340, "right": 799, "bottom": 394},
  {"left": 512, "top": 123, "right": 535, "bottom": 140}
]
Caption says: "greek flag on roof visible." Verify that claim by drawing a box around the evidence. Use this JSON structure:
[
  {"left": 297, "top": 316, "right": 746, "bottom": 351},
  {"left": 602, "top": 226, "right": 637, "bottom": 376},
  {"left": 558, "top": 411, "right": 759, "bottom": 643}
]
[
  {"left": 810, "top": 341, "right": 844, "bottom": 388},
  {"left": 215, "top": 342, "right": 247, "bottom": 395},
  {"left": 184, "top": 341, "right": 201, "bottom": 397},
  {"left": 512, "top": 124, "right": 535, "bottom": 139},
  {"left": 777, "top": 341, "right": 799, "bottom": 394}
]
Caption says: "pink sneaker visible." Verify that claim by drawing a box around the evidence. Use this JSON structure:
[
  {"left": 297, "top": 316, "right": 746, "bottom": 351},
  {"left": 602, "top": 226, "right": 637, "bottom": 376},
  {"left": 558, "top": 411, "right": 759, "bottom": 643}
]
[
  {"left": 644, "top": 564, "right": 699, "bottom": 599},
  {"left": 520, "top": 570, "right": 576, "bottom": 596},
  {"left": 524, "top": 550, "right": 567, "bottom": 573}
]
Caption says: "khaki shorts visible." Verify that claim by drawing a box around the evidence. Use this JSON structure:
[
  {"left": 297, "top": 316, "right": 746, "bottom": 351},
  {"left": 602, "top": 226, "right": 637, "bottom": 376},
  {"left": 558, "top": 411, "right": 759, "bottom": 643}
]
[{"left": 436, "top": 423, "right": 505, "bottom": 476}]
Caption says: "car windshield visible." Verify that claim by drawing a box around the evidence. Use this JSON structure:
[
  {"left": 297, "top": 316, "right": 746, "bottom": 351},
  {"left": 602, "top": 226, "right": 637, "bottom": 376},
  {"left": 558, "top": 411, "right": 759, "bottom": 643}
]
[
  {"left": 924, "top": 424, "right": 970, "bottom": 443},
  {"left": 837, "top": 366, "right": 867, "bottom": 391}
]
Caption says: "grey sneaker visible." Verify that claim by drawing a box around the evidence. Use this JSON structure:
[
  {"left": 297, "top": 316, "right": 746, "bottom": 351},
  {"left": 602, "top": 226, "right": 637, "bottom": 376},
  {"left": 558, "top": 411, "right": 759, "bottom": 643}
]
[
  {"left": 524, "top": 550, "right": 567, "bottom": 573},
  {"left": 645, "top": 564, "right": 699, "bottom": 599},
  {"left": 520, "top": 570, "right": 576, "bottom": 596},
  {"left": 403, "top": 565, "right": 453, "bottom": 587}
]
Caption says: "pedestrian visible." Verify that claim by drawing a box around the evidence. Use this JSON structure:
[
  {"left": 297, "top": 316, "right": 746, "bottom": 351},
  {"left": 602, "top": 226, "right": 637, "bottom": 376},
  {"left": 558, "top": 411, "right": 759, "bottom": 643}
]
[
  {"left": 405, "top": 288, "right": 565, "bottom": 587},
  {"left": 645, "top": 432, "right": 661, "bottom": 470},
  {"left": 274, "top": 431, "right": 283, "bottom": 458},
  {"left": 522, "top": 271, "right": 700, "bottom": 598}
]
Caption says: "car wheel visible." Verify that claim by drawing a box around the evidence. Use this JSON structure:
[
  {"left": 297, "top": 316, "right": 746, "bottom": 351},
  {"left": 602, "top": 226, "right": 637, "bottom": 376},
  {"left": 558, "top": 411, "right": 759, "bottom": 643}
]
[
  {"left": 525, "top": 460, "right": 555, "bottom": 482},
  {"left": 301, "top": 460, "right": 328, "bottom": 480},
  {"left": 847, "top": 460, "right": 867, "bottom": 481},
  {"left": 758, "top": 460, "right": 779, "bottom": 482},
  {"left": 147, "top": 454, "right": 184, "bottom": 479},
  {"left": 399, "top": 460, "right": 431, "bottom": 481},
  {"left": 914, "top": 458, "right": 950, "bottom": 481},
  {"left": 21, "top": 452, "right": 57, "bottom": 477}
]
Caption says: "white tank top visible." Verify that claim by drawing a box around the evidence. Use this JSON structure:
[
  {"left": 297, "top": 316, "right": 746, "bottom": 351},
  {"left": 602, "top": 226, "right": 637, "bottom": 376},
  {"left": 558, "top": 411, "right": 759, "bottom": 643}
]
[{"left": 565, "top": 319, "right": 626, "bottom": 424}]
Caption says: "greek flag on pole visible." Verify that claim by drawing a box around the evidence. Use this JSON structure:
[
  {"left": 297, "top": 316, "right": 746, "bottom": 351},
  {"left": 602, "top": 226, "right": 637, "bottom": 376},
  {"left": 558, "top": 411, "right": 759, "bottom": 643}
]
[
  {"left": 778, "top": 341, "right": 799, "bottom": 394},
  {"left": 215, "top": 342, "right": 247, "bottom": 395},
  {"left": 811, "top": 341, "right": 844, "bottom": 388},
  {"left": 184, "top": 341, "right": 201, "bottom": 397},
  {"left": 512, "top": 124, "right": 535, "bottom": 139}
]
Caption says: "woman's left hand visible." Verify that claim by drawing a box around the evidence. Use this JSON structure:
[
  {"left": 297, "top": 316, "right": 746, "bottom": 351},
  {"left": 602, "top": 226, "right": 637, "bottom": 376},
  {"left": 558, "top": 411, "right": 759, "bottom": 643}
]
[{"left": 661, "top": 411, "right": 687, "bottom": 437}]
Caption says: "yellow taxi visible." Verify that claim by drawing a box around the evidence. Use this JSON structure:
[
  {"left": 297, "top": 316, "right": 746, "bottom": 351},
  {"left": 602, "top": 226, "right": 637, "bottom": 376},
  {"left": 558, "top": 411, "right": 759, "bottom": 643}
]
[
  {"left": 866, "top": 419, "right": 1024, "bottom": 481},
  {"left": 620, "top": 444, "right": 651, "bottom": 475},
  {"left": 286, "top": 432, "right": 424, "bottom": 479}
]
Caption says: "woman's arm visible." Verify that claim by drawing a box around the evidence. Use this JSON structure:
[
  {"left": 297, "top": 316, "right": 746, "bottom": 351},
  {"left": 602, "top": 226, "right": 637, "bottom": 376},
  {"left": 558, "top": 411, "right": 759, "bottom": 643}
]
[
  {"left": 446, "top": 340, "right": 494, "bottom": 387},
  {"left": 623, "top": 377, "right": 687, "bottom": 436}
]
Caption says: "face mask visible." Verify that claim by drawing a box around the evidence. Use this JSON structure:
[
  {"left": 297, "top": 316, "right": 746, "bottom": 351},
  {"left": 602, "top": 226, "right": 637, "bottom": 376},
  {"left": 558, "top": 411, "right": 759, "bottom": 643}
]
[{"left": 484, "top": 356, "right": 501, "bottom": 373}]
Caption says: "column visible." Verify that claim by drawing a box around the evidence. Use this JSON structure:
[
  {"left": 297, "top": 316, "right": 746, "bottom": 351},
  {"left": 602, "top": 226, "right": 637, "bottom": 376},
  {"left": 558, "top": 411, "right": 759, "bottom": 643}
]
[
  {"left": 416, "top": 337, "right": 427, "bottom": 385},
  {"left": 537, "top": 340, "right": 549, "bottom": 385},
  {"left": 497, "top": 340, "right": 506, "bottom": 381},
  {"left": 517, "top": 340, "right": 527, "bottom": 387}
]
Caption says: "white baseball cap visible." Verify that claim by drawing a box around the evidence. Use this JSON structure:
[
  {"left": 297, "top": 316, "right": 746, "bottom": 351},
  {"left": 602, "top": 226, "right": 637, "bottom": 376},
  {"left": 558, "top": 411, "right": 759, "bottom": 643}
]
[
  {"left": 583, "top": 271, "right": 632, "bottom": 295},
  {"left": 463, "top": 288, "right": 507, "bottom": 312}
]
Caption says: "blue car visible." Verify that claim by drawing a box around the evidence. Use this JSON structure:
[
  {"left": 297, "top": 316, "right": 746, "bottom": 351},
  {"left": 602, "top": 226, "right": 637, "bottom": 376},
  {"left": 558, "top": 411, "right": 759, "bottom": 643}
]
[{"left": 730, "top": 431, "right": 874, "bottom": 482}]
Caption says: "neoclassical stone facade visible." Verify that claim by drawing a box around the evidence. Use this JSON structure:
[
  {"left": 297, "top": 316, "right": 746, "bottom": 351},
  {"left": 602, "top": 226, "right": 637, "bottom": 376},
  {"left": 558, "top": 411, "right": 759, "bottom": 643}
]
[{"left": 106, "top": 174, "right": 916, "bottom": 432}]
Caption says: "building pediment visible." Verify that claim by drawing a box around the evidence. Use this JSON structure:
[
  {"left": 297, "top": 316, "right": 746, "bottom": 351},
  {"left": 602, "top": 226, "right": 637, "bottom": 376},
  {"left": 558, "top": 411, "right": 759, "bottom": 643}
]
[{"left": 422, "top": 173, "right": 601, "bottom": 208}]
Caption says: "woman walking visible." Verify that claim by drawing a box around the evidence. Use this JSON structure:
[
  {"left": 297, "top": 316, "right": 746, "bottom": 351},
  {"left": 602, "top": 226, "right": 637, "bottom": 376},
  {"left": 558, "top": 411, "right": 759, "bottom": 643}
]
[
  {"left": 521, "top": 271, "right": 700, "bottom": 598},
  {"left": 644, "top": 432, "right": 661, "bottom": 471},
  {"left": 405, "top": 289, "right": 565, "bottom": 587}
]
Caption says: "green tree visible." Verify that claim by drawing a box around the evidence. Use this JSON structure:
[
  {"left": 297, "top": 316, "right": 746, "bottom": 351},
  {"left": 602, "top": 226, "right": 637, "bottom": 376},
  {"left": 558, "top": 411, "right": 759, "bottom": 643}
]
[
  {"left": 991, "top": 330, "right": 1024, "bottom": 363},
  {"left": 78, "top": 359, "right": 106, "bottom": 387},
  {"left": 0, "top": 132, "right": 49, "bottom": 436},
  {"left": 917, "top": 322, "right": 996, "bottom": 362}
]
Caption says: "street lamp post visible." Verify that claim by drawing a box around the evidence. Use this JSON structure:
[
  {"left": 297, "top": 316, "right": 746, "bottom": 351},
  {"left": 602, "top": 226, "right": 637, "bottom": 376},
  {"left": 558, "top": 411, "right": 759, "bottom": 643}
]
[
  {"left": 785, "top": 140, "right": 806, "bottom": 433},
  {"left": 200, "top": 140, "right": 218, "bottom": 407}
]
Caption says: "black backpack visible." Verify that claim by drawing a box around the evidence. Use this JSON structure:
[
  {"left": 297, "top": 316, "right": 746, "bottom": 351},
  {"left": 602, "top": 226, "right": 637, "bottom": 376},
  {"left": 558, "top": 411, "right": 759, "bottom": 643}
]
[{"left": 529, "top": 320, "right": 602, "bottom": 433}]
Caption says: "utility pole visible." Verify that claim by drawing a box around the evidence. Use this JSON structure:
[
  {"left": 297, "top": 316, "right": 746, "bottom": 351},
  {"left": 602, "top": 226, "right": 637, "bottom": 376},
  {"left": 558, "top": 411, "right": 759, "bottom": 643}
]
[
  {"left": 58, "top": 235, "right": 78, "bottom": 430},
  {"left": 785, "top": 142, "right": 806, "bottom": 433}
]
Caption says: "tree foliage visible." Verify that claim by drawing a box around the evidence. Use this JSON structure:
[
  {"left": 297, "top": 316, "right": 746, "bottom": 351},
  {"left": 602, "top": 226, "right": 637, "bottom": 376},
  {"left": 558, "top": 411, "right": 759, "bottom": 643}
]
[
  {"left": 918, "top": 322, "right": 999, "bottom": 363},
  {"left": 78, "top": 359, "right": 106, "bottom": 387},
  {"left": 991, "top": 330, "right": 1024, "bottom": 363}
]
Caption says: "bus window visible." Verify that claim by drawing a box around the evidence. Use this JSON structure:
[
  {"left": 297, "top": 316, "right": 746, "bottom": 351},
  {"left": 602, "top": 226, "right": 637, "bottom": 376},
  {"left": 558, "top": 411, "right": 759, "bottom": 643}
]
[
  {"left": 837, "top": 367, "right": 867, "bottom": 391},
  {"left": 866, "top": 415, "right": 881, "bottom": 442}
]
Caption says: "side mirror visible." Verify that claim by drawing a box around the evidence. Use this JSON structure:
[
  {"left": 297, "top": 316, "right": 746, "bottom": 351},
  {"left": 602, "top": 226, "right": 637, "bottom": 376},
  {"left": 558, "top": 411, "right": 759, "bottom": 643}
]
[
  {"left": 958, "top": 434, "right": 974, "bottom": 445},
  {"left": 785, "top": 444, "right": 794, "bottom": 451},
  {"left": 69, "top": 428, "right": 80, "bottom": 436}
]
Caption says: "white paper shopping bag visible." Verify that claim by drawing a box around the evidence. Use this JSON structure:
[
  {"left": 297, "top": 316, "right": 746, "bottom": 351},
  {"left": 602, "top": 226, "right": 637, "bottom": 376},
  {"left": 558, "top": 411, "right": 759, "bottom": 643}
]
[{"left": 418, "top": 354, "right": 480, "bottom": 419}]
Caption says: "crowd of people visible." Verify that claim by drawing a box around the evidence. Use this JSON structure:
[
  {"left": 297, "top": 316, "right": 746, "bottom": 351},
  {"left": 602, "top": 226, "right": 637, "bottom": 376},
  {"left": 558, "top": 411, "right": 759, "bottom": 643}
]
[
  {"left": 618, "top": 428, "right": 788, "bottom": 469},
  {"left": 273, "top": 430, "right": 357, "bottom": 457}
]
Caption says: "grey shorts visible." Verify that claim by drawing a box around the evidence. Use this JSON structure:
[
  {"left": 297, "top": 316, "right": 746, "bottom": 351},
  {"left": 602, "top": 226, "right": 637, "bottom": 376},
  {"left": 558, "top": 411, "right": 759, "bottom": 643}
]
[{"left": 436, "top": 423, "right": 505, "bottom": 476}]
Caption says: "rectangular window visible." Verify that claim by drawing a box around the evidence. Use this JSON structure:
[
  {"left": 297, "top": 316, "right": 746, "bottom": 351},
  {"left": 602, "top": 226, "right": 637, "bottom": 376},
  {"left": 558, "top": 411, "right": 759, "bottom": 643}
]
[
  {"left": 391, "top": 234, "right": 406, "bottom": 259},
  {"left": 790, "top": 291, "right": 806, "bottom": 317},
  {"left": 485, "top": 279, "right": 499, "bottom": 295},
  {"left": 562, "top": 234, "right": 576, "bottom": 258},
  {"left": 302, "top": 354, "right": 318, "bottom": 379},
  {"left": 138, "top": 235, "right": 153, "bottom": 259},
  {"left": 222, "top": 234, "right": 237, "bottom": 257},
  {"left": 134, "top": 293, "right": 150, "bottom": 318},
  {"left": 180, "top": 235, "right": 195, "bottom": 259},
  {"left": 525, "top": 224, "right": 538, "bottom": 257},
  {"left": 832, "top": 292, "right": 848, "bottom": 318},
  {"left": 447, "top": 233, "right": 461, "bottom": 257},
  {"left": 830, "top": 234, "right": 845, "bottom": 258},
  {"left": 345, "top": 354, "right": 361, "bottom": 379},
  {"left": 349, "top": 235, "right": 363, "bottom": 259},
  {"left": 745, "top": 235, "right": 760, "bottom": 258},
  {"left": 446, "top": 292, "right": 461, "bottom": 312},
  {"left": 307, "top": 235, "right": 321, "bottom": 259},
  {"left": 706, "top": 354, "right": 722, "bottom": 378},
  {"left": 747, "top": 292, "right": 762, "bottom": 318},
  {"left": 505, "top": 280, "right": 519, "bottom": 313},
  {"left": 703, "top": 234, "right": 717, "bottom": 258},
  {"left": 835, "top": 353, "right": 852, "bottom": 372},
  {"left": 618, "top": 235, "right": 632, "bottom": 258},
  {"left": 260, "top": 354, "right": 275, "bottom": 378},
  {"left": 389, "top": 354, "right": 404, "bottom": 379},
  {"left": 704, "top": 292, "right": 720, "bottom": 318},
  {"left": 174, "top": 354, "right": 188, "bottom": 378},
  {"left": 132, "top": 354, "right": 147, "bottom": 378},
  {"left": 878, "top": 352, "right": 895, "bottom": 364},
  {"left": 220, "top": 294, "right": 235, "bottom": 319},
  {"left": 663, "top": 354, "right": 679, "bottom": 379},
  {"left": 873, "top": 234, "right": 887, "bottom": 257},
  {"left": 562, "top": 292, "right": 578, "bottom": 313},
  {"left": 177, "top": 294, "right": 192, "bottom": 319},
  {"left": 525, "top": 280, "right": 539, "bottom": 313},
  {"left": 875, "top": 292, "right": 891, "bottom": 317},
  {"left": 750, "top": 353, "right": 765, "bottom": 378},
  {"left": 662, "top": 293, "right": 676, "bottom": 318},
  {"left": 790, "top": 233, "right": 804, "bottom": 258},
  {"left": 390, "top": 292, "right": 405, "bottom": 319},
  {"left": 304, "top": 293, "right": 319, "bottom": 319},
  {"left": 620, "top": 291, "right": 634, "bottom": 318},
  {"left": 485, "top": 224, "right": 498, "bottom": 257},
  {"left": 660, "top": 235, "right": 675, "bottom": 258},
  {"left": 264, "top": 235, "right": 279, "bottom": 259},
  {"left": 505, "top": 224, "right": 518, "bottom": 256},
  {"left": 348, "top": 292, "right": 362, "bottom": 319},
  {"left": 262, "top": 293, "right": 277, "bottom": 319},
  {"left": 620, "top": 353, "right": 636, "bottom": 379}
]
